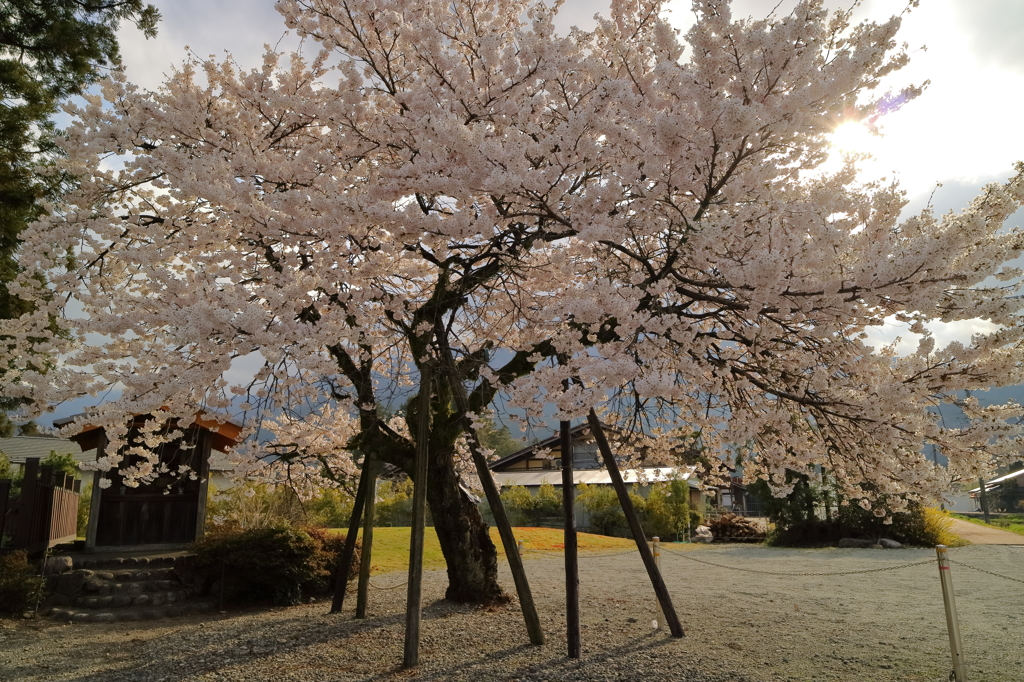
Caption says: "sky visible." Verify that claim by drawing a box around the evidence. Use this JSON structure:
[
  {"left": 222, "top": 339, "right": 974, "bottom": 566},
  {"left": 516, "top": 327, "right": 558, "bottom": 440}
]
[
  {"left": 115, "top": 0, "right": 1024, "bottom": 208},
  {"left": 37, "top": 0, "right": 1024, "bottom": 428}
]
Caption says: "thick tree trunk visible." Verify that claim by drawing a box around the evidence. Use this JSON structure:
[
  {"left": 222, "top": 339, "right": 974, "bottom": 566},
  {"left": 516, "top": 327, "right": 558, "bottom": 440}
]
[{"left": 425, "top": 446, "right": 508, "bottom": 605}]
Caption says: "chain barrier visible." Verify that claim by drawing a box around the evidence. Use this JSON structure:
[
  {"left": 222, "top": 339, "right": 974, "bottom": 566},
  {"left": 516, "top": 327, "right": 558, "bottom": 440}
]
[
  {"left": 518, "top": 543, "right": 1023, "bottom": 582},
  {"left": 661, "top": 547, "right": 937, "bottom": 576},
  {"left": 368, "top": 579, "right": 409, "bottom": 590},
  {"left": 947, "top": 559, "right": 1024, "bottom": 586}
]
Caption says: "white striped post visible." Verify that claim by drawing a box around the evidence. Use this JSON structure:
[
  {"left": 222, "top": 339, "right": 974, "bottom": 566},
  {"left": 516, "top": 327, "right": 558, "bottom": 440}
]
[{"left": 936, "top": 545, "right": 967, "bottom": 682}]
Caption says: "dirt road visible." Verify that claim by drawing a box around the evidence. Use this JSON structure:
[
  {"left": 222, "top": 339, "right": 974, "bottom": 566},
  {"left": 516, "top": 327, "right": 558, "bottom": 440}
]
[{"left": 947, "top": 517, "right": 1024, "bottom": 544}]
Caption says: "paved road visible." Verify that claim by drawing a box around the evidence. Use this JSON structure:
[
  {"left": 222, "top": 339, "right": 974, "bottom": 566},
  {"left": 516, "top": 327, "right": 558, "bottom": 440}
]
[{"left": 948, "top": 517, "right": 1024, "bottom": 544}]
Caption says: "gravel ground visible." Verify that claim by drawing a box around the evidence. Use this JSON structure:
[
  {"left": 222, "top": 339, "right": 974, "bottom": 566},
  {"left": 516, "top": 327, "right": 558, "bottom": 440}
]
[{"left": 2, "top": 543, "right": 1022, "bottom": 682}]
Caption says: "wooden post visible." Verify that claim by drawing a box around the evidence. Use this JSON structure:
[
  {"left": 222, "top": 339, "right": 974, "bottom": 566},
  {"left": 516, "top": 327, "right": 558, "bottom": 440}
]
[
  {"left": 85, "top": 431, "right": 108, "bottom": 552},
  {"left": 978, "top": 477, "right": 990, "bottom": 524},
  {"left": 561, "top": 420, "right": 581, "bottom": 658},
  {"left": 356, "top": 454, "right": 377, "bottom": 619},
  {"left": 194, "top": 429, "right": 212, "bottom": 542},
  {"left": 936, "top": 545, "right": 968, "bottom": 681},
  {"left": 440, "top": 349, "right": 544, "bottom": 645},
  {"left": 587, "top": 409, "right": 685, "bottom": 637},
  {"left": 13, "top": 458, "right": 40, "bottom": 549},
  {"left": 331, "top": 455, "right": 371, "bottom": 613},
  {"left": 0, "top": 478, "right": 11, "bottom": 541},
  {"left": 403, "top": 363, "right": 433, "bottom": 669}
]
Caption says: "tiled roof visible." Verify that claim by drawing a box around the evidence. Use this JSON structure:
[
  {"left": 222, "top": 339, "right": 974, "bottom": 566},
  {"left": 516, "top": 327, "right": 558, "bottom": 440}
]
[
  {"left": 493, "top": 466, "right": 699, "bottom": 487},
  {"left": 0, "top": 436, "right": 94, "bottom": 466}
]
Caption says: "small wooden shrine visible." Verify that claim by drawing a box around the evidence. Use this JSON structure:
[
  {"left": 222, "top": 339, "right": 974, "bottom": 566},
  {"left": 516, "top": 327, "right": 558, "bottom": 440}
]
[{"left": 54, "top": 412, "right": 242, "bottom": 551}]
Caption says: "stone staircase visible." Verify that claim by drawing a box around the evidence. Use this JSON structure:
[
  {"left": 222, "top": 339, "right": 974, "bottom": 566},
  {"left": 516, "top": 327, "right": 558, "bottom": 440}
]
[{"left": 44, "top": 554, "right": 217, "bottom": 623}]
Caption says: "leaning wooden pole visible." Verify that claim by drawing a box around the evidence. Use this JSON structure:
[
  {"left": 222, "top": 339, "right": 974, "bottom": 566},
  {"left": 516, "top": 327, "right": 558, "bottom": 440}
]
[
  {"left": 355, "top": 454, "right": 377, "bottom": 619},
  {"left": 560, "top": 420, "right": 582, "bottom": 658},
  {"left": 586, "top": 409, "right": 685, "bottom": 638},
  {"left": 441, "top": 353, "right": 544, "bottom": 645},
  {"left": 331, "top": 455, "right": 372, "bottom": 613},
  {"left": 403, "top": 363, "right": 433, "bottom": 669}
]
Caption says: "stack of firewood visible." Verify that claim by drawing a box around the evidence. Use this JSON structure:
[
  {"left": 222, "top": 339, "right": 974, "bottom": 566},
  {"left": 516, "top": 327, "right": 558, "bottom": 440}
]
[{"left": 707, "top": 513, "right": 765, "bottom": 541}]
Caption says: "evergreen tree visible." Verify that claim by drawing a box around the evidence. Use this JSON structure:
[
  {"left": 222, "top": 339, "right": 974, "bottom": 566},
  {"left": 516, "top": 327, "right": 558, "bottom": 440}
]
[{"left": 0, "top": 0, "right": 160, "bottom": 425}]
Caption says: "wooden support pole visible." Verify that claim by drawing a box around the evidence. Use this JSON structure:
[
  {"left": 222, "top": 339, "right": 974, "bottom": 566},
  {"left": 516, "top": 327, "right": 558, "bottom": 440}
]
[
  {"left": 587, "top": 409, "right": 685, "bottom": 638},
  {"left": 403, "top": 363, "right": 433, "bottom": 669},
  {"left": 561, "top": 420, "right": 581, "bottom": 659},
  {"left": 441, "top": 350, "right": 544, "bottom": 645},
  {"left": 978, "top": 477, "right": 990, "bottom": 524},
  {"left": 331, "top": 454, "right": 371, "bottom": 614},
  {"left": 355, "top": 454, "right": 377, "bottom": 619},
  {"left": 467, "top": 431, "right": 546, "bottom": 644}
]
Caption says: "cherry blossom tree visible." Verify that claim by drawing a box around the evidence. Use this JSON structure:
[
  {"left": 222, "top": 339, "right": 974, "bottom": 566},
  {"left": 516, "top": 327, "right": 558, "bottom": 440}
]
[{"left": 4, "top": 0, "right": 1024, "bottom": 601}]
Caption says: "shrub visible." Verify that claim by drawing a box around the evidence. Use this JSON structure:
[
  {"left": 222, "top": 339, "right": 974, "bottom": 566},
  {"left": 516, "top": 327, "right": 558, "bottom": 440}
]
[
  {"left": 642, "top": 480, "right": 692, "bottom": 541},
  {"left": 922, "top": 507, "right": 968, "bottom": 547},
  {"left": 0, "top": 551, "right": 44, "bottom": 616},
  {"left": 576, "top": 484, "right": 647, "bottom": 537},
  {"left": 375, "top": 478, "right": 415, "bottom": 526},
  {"left": 304, "top": 527, "right": 362, "bottom": 590},
  {"left": 578, "top": 484, "right": 627, "bottom": 536},
  {"left": 0, "top": 452, "right": 15, "bottom": 481},
  {"left": 40, "top": 451, "right": 80, "bottom": 479},
  {"left": 77, "top": 483, "right": 92, "bottom": 538},
  {"left": 995, "top": 482, "right": 1023, "bottom": 513},
  {"left": 767, "top": 519, "right": 844, "bottom": 547},
  {"left": 836, "top": 500, "right": 961, "bottom": 547},
  {"left": 764, "top": 500, "right": 965, "bottom": 548},
  {"left": 497, "top": 482, "right": 563, "bottom": 527},
  {"left": 748, "top": 471, "right": 822, "bottom": 531},
  {"left": 206, "top": 482, "right": 311, "bottom": 532},
  {"left": 530, "top": 482, "right": 562, "bottom": 524},
  {"left": 497, "top": 484, "right": 534, "bottom": 526},
  {"left": 193, "top": 525, "right": 359, "bottom": 606},
  {"left": 306, "top": 487, "right": 354, "bottom": 528},
  {"left": 0, "top": 452, "right": 22, "bottom": 498}
]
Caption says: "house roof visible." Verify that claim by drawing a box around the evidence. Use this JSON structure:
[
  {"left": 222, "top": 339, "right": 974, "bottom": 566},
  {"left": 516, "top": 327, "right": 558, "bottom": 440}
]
[
  {"left": 490, "top": 422, "right": 610, "bottom": 471},
  {"left": 968, "top": 467, "right": 1024, "bottom": 493},
  {"left": 493, "top": 466, "right": 699, "bottom": 488},
  {"left": 53, "top": 411, "right": 243, "bottom": 453},
  {"left": 0, "top": 436, "right": 94, "bottom": 467}
]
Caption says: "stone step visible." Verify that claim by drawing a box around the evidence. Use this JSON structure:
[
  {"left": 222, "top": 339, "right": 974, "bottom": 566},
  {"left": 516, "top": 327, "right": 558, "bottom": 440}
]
[
  {"left": 83, "top": 576, "right": 180, "bottom": 592},
  {"left": 72, "top": 555, "right": 179, "bottom": 570},
  {"left": 82, "top": 566, "right": 175, "bottom": 583},
  {"left": 70, "top": 589, "right": 194, "bottom": 609},
  {"left": 47, "top": 600, "right": 217, "bottom": 623}
]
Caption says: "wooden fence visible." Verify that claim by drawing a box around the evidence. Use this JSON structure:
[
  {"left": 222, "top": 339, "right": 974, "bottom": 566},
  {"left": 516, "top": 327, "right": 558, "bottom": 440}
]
[{"left": 0, "top": 458, "right": 80, "bottom": 554}]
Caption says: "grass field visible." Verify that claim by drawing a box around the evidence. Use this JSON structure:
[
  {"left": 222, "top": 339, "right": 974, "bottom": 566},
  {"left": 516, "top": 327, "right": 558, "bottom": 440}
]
[
  {"left": 331, "top": 527, "right": 643, "bottom": 575},
  {"left": 952, "top": 513, "right": 1024, "bottom": 537}
]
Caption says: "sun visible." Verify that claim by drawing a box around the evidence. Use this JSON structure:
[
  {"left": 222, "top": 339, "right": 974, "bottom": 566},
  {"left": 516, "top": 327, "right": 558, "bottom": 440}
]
[{"left": 830, "top": 120, "right": 877, "bottom": 155}]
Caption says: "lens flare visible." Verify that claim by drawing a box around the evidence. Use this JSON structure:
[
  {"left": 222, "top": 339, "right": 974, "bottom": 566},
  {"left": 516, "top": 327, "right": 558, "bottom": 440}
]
[{"left": 830, "top": 120, "right": 876, "bottom": 154}]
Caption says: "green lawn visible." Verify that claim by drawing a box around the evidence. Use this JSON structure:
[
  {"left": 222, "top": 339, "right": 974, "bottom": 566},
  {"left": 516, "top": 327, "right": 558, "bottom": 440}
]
[
  {"left": 952, "top": 513, "right": 1024, "bottom": 537},
  {"left": 330, "top": 526, "right": 645, "bottom": 575}
]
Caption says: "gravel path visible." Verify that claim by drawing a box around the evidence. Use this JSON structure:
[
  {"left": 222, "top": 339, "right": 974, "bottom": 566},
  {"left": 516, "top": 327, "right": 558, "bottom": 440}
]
[
  {"left": 2, "top": 543, "right": 1022, "bottom": 682},
  {"left": 946, "top": 517, "right": 1024, "bottom": 545}
]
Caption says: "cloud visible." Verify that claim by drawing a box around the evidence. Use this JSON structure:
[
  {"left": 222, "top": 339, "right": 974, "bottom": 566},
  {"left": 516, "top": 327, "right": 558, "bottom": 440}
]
[
  {"left": 950, "top": 0, "right": 1024, "bottom": 75},
  {"left": 903, "top": 175, "right": 1024, "bottom": 225},
  {"left": 116, "top": 0, "right": 299, "bottom": 90}
]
